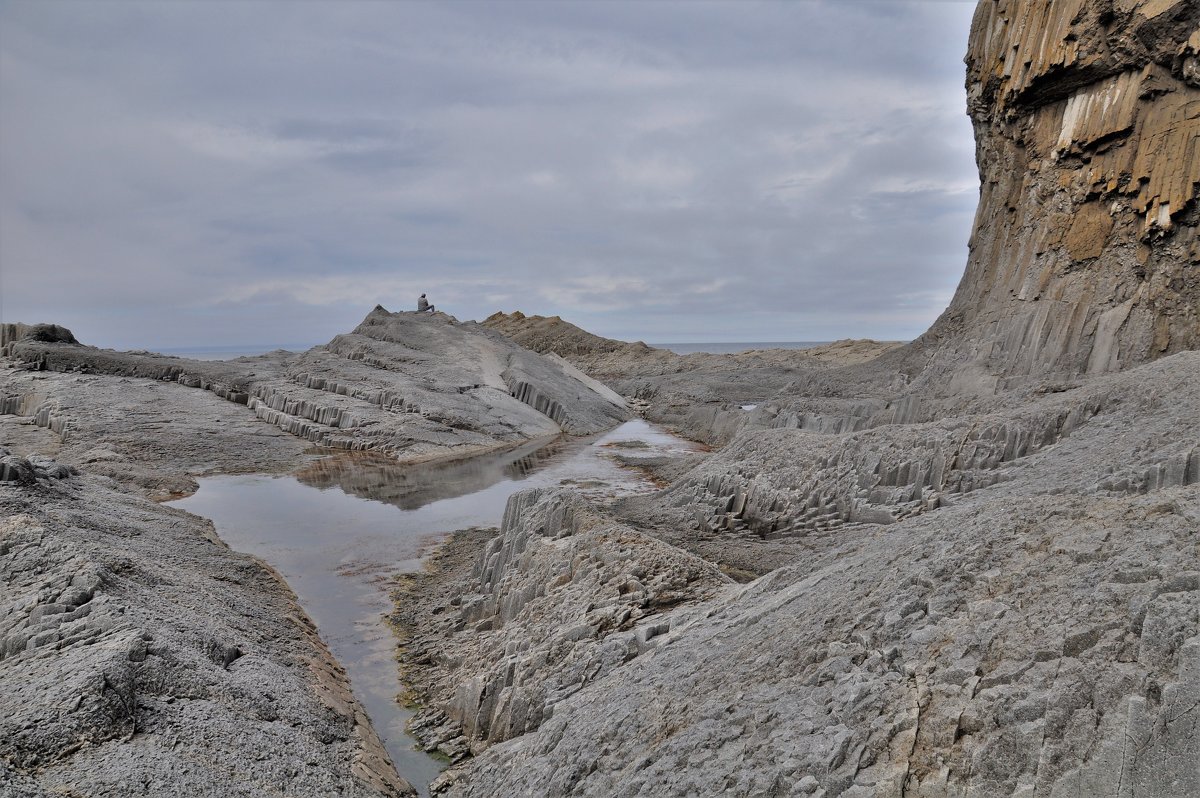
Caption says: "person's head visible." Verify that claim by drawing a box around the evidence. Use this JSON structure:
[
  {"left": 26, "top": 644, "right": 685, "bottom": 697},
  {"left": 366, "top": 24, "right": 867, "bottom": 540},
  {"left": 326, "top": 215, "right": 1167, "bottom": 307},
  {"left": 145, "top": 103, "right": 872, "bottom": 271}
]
[{"left": 420, "top": 293, "right": 426, "bottom": 297}]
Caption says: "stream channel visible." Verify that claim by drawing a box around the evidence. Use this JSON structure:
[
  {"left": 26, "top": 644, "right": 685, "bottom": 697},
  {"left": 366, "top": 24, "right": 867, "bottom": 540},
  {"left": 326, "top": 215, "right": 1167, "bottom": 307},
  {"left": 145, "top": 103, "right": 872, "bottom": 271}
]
[{"left": 171, "top": 419, "right": 699, "bottom": 795}]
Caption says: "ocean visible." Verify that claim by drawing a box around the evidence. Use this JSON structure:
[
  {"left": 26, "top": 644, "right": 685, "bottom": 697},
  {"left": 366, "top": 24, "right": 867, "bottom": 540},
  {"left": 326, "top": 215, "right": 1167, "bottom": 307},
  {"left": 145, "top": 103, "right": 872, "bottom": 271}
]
[{"left": 650, "top": 341, "right": 830, "bottom": 355}]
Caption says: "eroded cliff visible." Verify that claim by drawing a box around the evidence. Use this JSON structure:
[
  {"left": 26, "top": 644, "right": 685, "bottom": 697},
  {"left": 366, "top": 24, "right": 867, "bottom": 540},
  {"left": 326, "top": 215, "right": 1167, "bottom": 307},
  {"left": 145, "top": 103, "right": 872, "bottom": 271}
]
[{"left": 922, "top": 0, "right": 1199, "bottom": 384}]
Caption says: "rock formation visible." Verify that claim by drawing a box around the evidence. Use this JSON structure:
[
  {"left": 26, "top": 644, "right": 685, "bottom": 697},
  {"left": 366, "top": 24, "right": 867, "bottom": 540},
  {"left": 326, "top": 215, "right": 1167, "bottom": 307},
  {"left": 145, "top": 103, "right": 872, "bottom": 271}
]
[
  {"left": 694, "top": 0, "right": 1200, "bottom": 445},
  {"left": 482, "top": 311, "right": 902, "bottom": 445},
  {"left": 393, "top": 489, "right": 729, "bottom": 774},
  {"left": 2, "top": 308, "right": 629, "bottom": 493},
  {"left": 390, "top": 3, "right": 1200, "bottom": 796},
  {"left": 2, "top": 2, "right": 1197, "bottom": 796},
  {"left": 0, "top": 308, "right": 632, "bottom": 794},
  {"left": 0, "top": 449, "right": 414, "bottom": 796},
  {"left": 917, "top": 0, "right": 1199, "bottom": 383}
]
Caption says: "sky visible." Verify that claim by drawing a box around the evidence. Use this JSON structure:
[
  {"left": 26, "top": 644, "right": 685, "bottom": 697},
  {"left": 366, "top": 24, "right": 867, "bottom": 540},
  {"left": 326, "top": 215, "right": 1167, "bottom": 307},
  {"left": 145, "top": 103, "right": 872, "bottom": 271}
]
[{"left": 0, "top": 0, "right": 981, "bottom": 350}]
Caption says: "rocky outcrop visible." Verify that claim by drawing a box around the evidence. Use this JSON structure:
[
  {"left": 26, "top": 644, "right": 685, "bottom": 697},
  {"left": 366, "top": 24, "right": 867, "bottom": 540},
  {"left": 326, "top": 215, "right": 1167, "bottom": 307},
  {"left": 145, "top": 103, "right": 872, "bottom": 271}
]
[
  {"left": 641, "top": 350, "right": 1200, "bottom": 573},
  {"left": 391, "top": 489, "right": 729, "bottom": 771},
  {"left": 0, "top": 362, "right": 312, "bottom": 499},
  {"left": 737, "top": 0, "right": 1198, "bottom": 440},
  {"left": 395, "top": 4, "right": 1200, "bottom": 796},
  {"left": 401, "top": 350, "right": 1200, "bottom": 797},
  {"left": 482, "top": 311, "right": 902, "bottom": 444},
  {"left": 483, "top": 311, "right": 900, "bottom": 385},
  {"left": 916, "top": 0, "right": 1198, "bottom": 386},
  {"left": 0, "top": 454, "right": 413, "bottom": 796},
  {"left": 434, "top": 487, "right": 1199, "bottom": 798},
  {"left": 3, "top": 308, "right": 629, "bottom": 475},
  {"left": 0, "top": 323, "right": 78, "bottom": 352}
]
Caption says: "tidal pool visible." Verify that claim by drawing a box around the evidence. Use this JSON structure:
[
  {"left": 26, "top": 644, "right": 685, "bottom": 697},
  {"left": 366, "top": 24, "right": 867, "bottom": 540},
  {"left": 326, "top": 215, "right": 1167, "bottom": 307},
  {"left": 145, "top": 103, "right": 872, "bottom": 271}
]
[{"left": 171, "top": 419, "right": 698, "bottom": 795}]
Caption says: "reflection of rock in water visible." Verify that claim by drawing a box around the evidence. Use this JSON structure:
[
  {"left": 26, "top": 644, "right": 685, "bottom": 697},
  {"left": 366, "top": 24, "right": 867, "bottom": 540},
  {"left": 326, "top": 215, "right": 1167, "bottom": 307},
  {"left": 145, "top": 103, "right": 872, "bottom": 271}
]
[
  {"left": 504, "top": 443, "right": 565, "bottom": 480},
  {"left": 294, "top": 437, "right": 566, "bottom": 511}
]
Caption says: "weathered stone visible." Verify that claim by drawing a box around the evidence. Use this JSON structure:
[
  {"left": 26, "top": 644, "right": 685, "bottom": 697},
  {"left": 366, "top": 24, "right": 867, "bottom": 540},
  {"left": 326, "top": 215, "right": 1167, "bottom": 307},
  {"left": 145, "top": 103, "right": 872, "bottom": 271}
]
[{"left": 0, "top": 469, "right": 414, "bottom": 796}]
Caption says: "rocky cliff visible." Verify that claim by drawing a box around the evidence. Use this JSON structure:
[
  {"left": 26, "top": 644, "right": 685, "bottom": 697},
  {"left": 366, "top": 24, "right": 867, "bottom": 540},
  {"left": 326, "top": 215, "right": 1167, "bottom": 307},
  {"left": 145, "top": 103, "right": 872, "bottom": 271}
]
[{"left": 918, "top": 0, "right": 1198, "bottom": 385}]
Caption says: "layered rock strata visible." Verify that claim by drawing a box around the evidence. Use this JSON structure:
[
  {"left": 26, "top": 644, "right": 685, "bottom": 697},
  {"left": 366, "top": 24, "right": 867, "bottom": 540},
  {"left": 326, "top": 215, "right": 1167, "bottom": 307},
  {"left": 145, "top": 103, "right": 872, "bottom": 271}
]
[
  {"left": 394, "top": 3, "right": 1200, "bottom": 796},
  {"left": 671, "top": 351, "right": 1200, "bottom": 552},
  {"left": 431, "top": 488, "right": 1199, "bottom": 797},
  {"left": 0, "top": 307, "right": 632, "bottom": 795},
  {"left": 2, "top": 308, "right": 628, "bottom": 482},
  {"left": 926, "top": 0, "right": 1200, "bottom": 381},
  {"left": 399, "top": 347, "right": 1200, "bottom": 797},
  {"left": 482, "top": 311, "right": 901, "bottom": 445},
  {"left": 732, "top": 0, "right": 1200, "bottom": 441}
]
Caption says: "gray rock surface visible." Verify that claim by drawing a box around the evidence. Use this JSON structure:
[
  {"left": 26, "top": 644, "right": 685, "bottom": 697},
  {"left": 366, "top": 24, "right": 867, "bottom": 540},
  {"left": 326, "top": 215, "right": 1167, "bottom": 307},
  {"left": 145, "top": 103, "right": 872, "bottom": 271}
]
[
  {"left": 389, "top": 4, "right": 1200, "bottom": 795},
  {"left": 0, "top": 306, "right": 629, "bottom": 795},
  {"left": 0, "top": 449, "right": 413, "bottom": 796},
  {"left": 390, "top": 490, "right": 730, "bottom": 770},
  {"left": 4, "top": 307, "right": 628, "bottom": 471},
  {"left": 398, "top": 351, "right": 1199, "bottom": 797},
  {"left": 481, "top": 311, "right": 902, "bottom": 446},
  {"left": 1, "top": 307, "right": 629, "bottom": 498},
  {"left": 3, "top": 2, "right": 1197, "bottom": 796},
  {"left": 432, "top": 486, "right": 1198, "bottom": 798}
]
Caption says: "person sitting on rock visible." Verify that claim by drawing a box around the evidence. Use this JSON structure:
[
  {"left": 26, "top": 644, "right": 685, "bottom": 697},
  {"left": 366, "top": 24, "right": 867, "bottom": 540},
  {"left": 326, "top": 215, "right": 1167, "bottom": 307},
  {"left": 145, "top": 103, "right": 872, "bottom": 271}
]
[{"left": 417, "top": 293, "right": 435, "bottom": 313}]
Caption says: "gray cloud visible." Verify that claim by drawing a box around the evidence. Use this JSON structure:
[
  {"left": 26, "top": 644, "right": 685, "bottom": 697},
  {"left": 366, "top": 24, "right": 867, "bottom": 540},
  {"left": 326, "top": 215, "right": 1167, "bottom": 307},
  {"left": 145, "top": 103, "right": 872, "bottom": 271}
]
[{"left": 0, "top": 0, "right": 980, "bottom": 349}]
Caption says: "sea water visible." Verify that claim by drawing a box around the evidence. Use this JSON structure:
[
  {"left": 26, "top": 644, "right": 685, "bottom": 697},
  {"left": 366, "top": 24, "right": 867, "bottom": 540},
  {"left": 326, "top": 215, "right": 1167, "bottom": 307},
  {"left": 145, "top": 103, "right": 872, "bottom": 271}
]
[{"left": 650, "top": 341, "right": 829, "bottom": 355}]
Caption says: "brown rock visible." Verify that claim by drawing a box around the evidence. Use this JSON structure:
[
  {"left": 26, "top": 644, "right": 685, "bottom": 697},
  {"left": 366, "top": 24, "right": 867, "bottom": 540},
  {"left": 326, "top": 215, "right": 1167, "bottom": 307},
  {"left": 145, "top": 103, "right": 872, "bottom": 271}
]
[{"left": 1064, "top": 201, "right": 1116, "bottom": 261}]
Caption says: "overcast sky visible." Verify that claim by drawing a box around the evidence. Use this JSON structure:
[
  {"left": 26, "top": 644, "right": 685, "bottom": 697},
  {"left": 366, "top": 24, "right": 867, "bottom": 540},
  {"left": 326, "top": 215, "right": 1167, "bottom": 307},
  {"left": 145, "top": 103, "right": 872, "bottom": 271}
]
[{"left": 0, "top": 0, "right": 980, "bottom": 350}]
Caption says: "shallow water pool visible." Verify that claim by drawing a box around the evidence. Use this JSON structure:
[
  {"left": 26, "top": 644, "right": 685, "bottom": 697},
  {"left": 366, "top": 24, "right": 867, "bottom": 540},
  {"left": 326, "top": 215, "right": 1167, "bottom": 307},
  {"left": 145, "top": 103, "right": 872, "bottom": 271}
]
[{"left": 171, "top": 419, "right": 698, "bottom": 795}]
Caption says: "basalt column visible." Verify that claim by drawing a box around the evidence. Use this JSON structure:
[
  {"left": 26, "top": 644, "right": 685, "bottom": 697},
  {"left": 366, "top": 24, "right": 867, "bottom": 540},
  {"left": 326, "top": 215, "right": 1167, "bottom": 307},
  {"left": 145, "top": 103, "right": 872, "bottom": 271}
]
[{"left": 920, "top": 0, "right": 1199, "bottom": 384}]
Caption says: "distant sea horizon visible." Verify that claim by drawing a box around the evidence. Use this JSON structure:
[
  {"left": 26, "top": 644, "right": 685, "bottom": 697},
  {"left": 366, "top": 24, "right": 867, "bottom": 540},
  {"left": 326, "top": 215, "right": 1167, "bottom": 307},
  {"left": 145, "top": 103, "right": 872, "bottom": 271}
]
[
  {"left": 156, "top": 340, "right": 836, "bottom": 361},
  {"left": 649, "top": 341, "right": 830, "bottom": 355}
]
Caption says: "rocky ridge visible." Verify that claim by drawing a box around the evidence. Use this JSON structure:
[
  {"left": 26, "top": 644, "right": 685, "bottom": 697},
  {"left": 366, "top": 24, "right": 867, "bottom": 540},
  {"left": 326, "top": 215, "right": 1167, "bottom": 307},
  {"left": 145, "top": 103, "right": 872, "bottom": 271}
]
[
  {"left": 2, "top": 308, "right": 628, "bottom": 497},
  {"left": 392, "top": 489, "right": 730, "bottom": 774},
  {"left": 481, "top": 311, "right": 902, "bottom": 445},
  {"left": 0, "top": 307, "right": 631, "bottom": 795},
  {"left": 1, "top": 1, "right": 1196, "bottom": 795},
  {"left": 393, "top": 341, "right": 1199, "bottom": 796}
]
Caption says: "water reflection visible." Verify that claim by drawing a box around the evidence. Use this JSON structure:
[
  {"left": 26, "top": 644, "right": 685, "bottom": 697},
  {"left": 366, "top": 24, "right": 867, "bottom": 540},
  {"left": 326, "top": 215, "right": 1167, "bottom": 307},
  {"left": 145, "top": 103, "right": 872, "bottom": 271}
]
[
  {"left": 171, "top": 420, "right": 700, "bottom": 796},
  {"left": 294, "top": 436, "right": 567, "bottom": 510}
]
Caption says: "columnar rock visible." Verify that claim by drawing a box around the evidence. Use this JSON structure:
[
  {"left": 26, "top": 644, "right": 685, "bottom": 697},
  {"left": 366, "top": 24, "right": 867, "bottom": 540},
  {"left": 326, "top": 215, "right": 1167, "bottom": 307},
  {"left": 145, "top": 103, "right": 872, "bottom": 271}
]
[
  {"left": 393, "top": 4, "right": 1200, "bottom": 797},
  {"left": 918, "top": 0, "right": 1199, "bottom": 384}
]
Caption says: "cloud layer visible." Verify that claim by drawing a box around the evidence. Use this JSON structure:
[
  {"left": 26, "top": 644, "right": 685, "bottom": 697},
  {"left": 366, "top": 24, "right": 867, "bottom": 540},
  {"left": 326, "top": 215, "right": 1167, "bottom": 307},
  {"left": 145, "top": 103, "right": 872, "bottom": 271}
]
[{"left": 0, "top": 0, "right": 980, "bottom": 349}]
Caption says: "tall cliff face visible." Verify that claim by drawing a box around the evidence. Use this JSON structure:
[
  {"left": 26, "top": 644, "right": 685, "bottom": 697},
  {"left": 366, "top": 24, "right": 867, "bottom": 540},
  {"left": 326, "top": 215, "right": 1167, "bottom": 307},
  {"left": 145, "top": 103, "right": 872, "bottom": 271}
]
[{"left": 922, "top": 0, "right": 1199, "bottom": 384}]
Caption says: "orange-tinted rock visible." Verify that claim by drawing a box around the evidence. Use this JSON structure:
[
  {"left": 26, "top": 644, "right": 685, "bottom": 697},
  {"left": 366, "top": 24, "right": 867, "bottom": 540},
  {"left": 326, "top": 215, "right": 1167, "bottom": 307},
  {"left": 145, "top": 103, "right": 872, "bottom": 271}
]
[{"left": 921, "top": 0, "right": 1199, "bottom": 382}]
